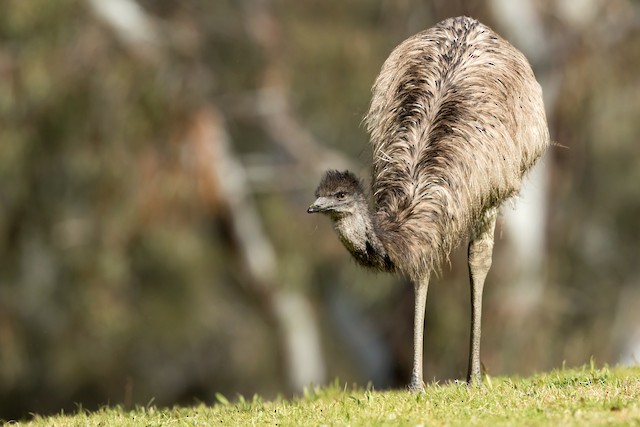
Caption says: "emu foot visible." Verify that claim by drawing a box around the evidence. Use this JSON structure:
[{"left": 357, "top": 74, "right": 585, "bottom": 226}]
[
  {"left": 408, "top": 379, "right": 425, "bottom": 392},
  {"left": 466, "top": 361, "right": 486, "bottom": 386},
  {"left": 466, "top": 375, "right": 483, "bottom": 387}
]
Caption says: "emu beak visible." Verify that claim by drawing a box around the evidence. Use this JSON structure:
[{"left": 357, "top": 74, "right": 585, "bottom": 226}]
[{"left": 307, "top": 197, "right": 332, "bottom": 213}]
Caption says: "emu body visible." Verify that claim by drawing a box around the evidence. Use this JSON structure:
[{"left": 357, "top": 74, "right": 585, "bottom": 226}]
[{"left": 308, "top": 16, "right": 549, "bottom": 389}]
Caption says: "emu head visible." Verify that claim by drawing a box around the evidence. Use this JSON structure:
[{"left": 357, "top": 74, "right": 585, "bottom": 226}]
[{"left": 308, "top": 170, "right": 365, "bottom": 218}]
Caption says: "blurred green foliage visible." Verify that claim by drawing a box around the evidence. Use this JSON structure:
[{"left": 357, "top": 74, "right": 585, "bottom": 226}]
[{"left": 1, "top": 0, "right": 640, "bottom": 421}]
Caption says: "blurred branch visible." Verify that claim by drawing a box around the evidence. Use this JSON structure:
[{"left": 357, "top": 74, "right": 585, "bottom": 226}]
[
  {"left": 88, "top": 0, "right": 327, "bottom": 391},
  {"left": 87, "top": 0, "right": 160, "bottom": 60},
  {"left": 242, "top": 0, "right": 353, "bottom": 174},
  {"left": 189, "top": 107, "right": 278, "bottom": 289},
  {"left": 187, "top": 106, "right": 326, "bottom": 390}
]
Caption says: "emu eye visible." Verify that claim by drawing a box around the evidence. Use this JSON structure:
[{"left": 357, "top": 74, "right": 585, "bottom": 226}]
[{"left": 336, "top": 191, "right": 347, "bottom": 200}]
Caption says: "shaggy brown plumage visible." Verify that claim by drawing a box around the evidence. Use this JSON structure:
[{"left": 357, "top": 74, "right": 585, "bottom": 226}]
[
  {"left": 366, "top": 16, "right": 548, "bottom": 281},
  {"left": 308, "top": 16, "right": 549, "bottom": 389}
]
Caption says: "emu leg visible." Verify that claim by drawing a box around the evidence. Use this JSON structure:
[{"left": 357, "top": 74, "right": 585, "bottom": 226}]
[
  {"left": 467, "top": 208, "right": 498, "bottom": 385},
  {"left": 409, "top": 275, "right": 429, "bottom": 391}
]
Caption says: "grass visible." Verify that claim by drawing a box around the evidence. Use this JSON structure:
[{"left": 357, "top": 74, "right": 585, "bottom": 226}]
[{"left": 8, "top": 364, "right": 640, "bottom": 426}]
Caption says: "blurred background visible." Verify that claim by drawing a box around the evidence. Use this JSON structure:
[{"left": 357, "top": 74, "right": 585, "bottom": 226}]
[{"left": 1, "top": 0, "right": 639, "bottom": 420}]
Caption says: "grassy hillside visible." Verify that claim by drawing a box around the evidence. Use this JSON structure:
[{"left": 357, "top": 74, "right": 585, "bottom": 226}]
[{"left": 12, "top": 365, "right": 640, "bottom": 426}]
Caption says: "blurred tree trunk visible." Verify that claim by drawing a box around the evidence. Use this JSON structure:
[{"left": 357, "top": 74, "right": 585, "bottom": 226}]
[
  {"left": 89, "top": 0, "right": 327, "bottom": 392},
  {"left": 186, "top": 105, "right": 326, "bottom": 390}
]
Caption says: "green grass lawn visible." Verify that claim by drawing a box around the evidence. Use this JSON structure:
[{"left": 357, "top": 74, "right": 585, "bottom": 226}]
[{"left": 10, "top": 364, "right": 640, "bottom": 426}]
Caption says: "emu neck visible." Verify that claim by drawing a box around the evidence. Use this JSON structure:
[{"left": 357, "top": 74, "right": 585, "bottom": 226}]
[{"left": 332, "top": 202, "right": 394, "bottom": 271}]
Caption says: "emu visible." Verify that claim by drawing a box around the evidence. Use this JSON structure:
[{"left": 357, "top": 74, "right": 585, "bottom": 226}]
[{"left": 307, "top": 16, "right": 549, "bottom": 390}]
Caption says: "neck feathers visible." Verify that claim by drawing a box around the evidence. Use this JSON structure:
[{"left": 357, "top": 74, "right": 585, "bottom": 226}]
[{"left": 332, "top": 201, "right": 394, "bottom": 272}]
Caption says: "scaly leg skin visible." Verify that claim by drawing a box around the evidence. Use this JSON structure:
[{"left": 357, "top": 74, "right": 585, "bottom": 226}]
[
  {"left": 467, "top": 208, "right": 498, "bottom": 386},
  {"left": 409, "top": 275, "right": 429, "bottom": 392}
]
